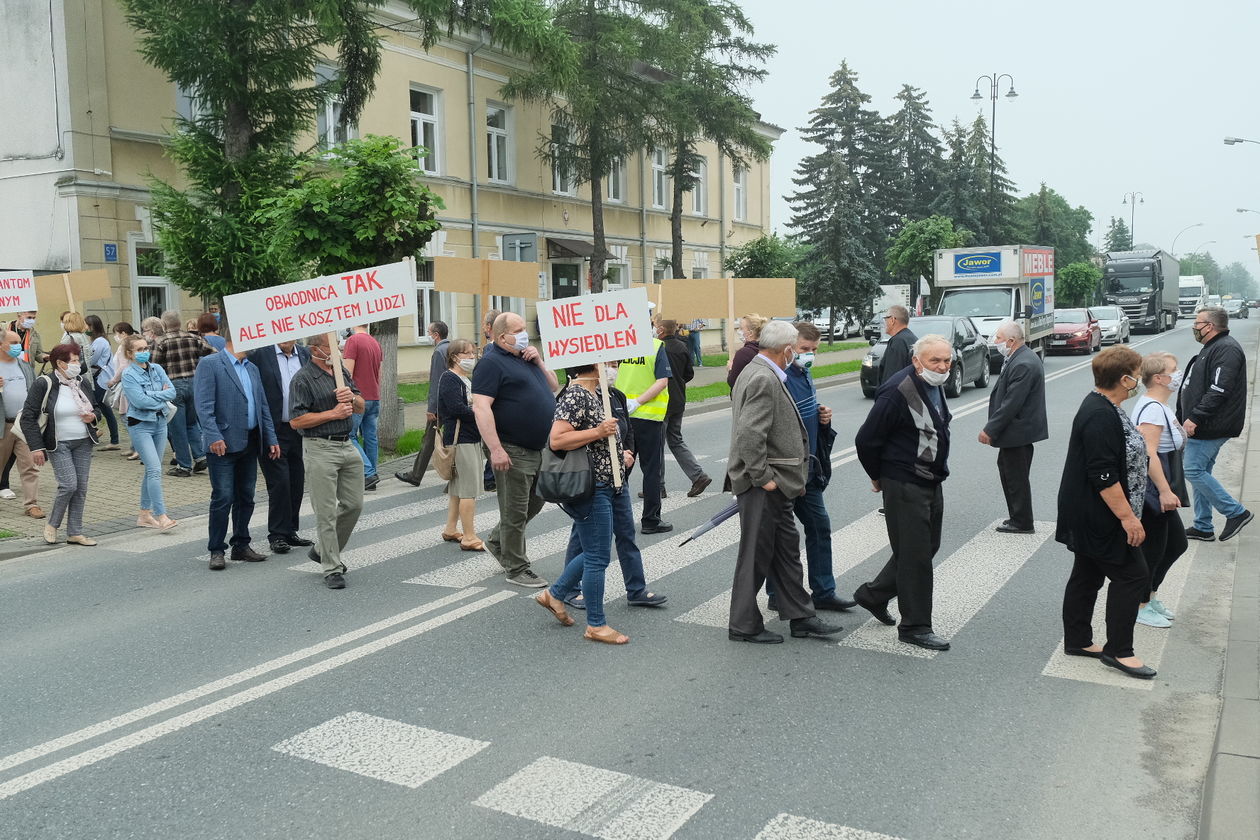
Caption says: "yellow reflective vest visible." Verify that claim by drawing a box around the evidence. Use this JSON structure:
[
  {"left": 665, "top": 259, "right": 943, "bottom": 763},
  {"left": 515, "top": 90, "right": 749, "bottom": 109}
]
[{"left": 616, "top": 339, "right": 669, "bottom": 422}]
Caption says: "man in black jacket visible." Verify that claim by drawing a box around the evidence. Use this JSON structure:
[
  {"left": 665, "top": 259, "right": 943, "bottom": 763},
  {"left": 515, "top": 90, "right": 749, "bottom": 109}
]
[
  {"left": 853, "top": 334, "right": 953, "bottom": 651},
  {"left": 878, "top": 305, "right": 917, "bottom": 386},
  {"left": 980, "top": 320, "right": 1048, "bottom": 534},
  {"left": 249, "top": 340, "right": 315, "bottom": 554},
  {"left": 395, "top": 321, "right": 449, "bottom": 487},
  {"left": 1178, "top": 307, "right": 1251, "bottom": 541},
  {"left": 656, "top": 319, "right": 710, "bottom": 497}
]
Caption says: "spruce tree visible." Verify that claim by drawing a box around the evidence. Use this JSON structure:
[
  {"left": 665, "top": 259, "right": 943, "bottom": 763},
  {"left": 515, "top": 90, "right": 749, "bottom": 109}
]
[
  {"left": 1103, "top": 216, "right": 1133, "bottom": 252},
  {"left": 965, "top": 114, "right": 1017, "bottom": 243},
  {"left": 886, "top": 84, "right": 945, "bottom": 222},
  {"left": 931, "top": 120, "right": 984, "bottom": 238}
]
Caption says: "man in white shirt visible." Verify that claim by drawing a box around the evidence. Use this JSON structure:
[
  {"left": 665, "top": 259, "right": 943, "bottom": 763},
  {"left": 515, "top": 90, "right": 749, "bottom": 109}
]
[{"left": 0, "top": 330, "right": 44, "bottom": 517}]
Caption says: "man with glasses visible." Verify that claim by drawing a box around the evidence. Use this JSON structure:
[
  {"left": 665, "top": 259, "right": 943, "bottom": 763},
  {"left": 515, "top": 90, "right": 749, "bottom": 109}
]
[
  {"left": 879, "top": 306, "right": 917, "bottom": 387},
  {"left": 1178, "top": 307, "right": 1251, "bottom": 541}
]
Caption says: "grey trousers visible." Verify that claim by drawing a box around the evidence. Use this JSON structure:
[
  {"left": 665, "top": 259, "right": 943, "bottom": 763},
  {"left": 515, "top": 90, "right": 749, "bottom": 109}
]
[
  {"left": 49, "top": 437, "right": 93, "bottom": 534},
  {"left": 485, "top": 442, "right": 544, "bottom": 576},
  {"left": 662, "top": 412, "right": 705, "bottom": 484},
  {"left": 858, "top": 478, "right": 943, "bottom": 635},
  {"left": 303, "top": 437, "right": 364, "bottom": 577},
  {"left": 729, "top": 486, "right": 814, "bottom": 635}
]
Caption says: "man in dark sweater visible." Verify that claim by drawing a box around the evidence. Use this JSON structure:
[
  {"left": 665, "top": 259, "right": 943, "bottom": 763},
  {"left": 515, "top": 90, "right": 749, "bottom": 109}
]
[
  {"left": 853, "top": 334, "right": 953, "bottom": 651},
  {"left": 878, "top": 305, "right": 917, "bottom": 386},
  {"left": 656, "top": 319, "right": 710, "bottom": 497}
]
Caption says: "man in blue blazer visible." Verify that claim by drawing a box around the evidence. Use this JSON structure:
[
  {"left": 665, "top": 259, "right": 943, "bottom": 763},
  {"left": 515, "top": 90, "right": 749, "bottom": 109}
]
[
  {"left": 195, "top": 330, "right": 280, "bottom": 571},
  {"left": 249, "top": 340, "right": 314, "bottom": 554}
]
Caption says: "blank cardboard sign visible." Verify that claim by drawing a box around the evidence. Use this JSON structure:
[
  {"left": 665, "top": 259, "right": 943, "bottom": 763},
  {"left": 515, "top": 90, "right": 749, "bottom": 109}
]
[
  {"left": 632, "top": 277, "right": 795, "bottom": 320},
  {"left": 34, "top": 269, "right": 112, "bottom": 312},
  {"left": 433, "top": 257, "right": 540, "bottom": 299}
]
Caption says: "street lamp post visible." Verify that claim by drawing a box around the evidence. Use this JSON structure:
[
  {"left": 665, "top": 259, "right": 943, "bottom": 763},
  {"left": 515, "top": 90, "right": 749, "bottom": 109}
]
[
  {"left": 1171, "top": 222, "right": 1204, "bottom": 256},
  {"left": 1121, "top": 191, "right": 1144, "bottom": 244},
  {"left": 1237, "top": 208, "right": 1260, "bottom": 215},
  {"left": 1189, "top": 240, "right": 1217, "bottom": 255},
  {"left": 1224, "top": 136, "right": 1260, "bottom": 146},
  {"left": 971, "top": 73, "right": 1018, "bottom": 241}
]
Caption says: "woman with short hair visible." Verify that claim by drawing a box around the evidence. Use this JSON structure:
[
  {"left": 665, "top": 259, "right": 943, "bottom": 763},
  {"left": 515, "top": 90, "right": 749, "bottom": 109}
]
[
  {"left": 60, "top": 312, "right": 93, "bottom": 364},
  {"left": 84, "top": 314, "right": 120, "bottom": 451},
  {"left": 726, "top": 313, "right": 769, "bottom": 388},
  {"left": 438, "top": 338, "right": 485, "bottom": 551},
  {"left": 197, "top": 313, "right": 225, "bottom": 350},
  {"left": 120, "top": 334, "right": 178, "bottom": 530}
]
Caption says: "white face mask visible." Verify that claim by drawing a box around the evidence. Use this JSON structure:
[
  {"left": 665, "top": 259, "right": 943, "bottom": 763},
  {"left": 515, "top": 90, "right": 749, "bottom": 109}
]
[
  {"left": 458, "top": 358, "right": 476, "bottom": 373},
  {"left": 793, "top": 352, "right": 815, "bottom": 370},
  {"left": 918, "top": 367, "right": 950, "bottom": 387},
  {"left": 605, "top": 367, "right": 619, "bottom": 386},
  {"left": 513, "top": 330, "right": 530, "bottom": 352},
  {"left": 1168, "top": 370, "right": 1183, "bottom": 390},
  {"left": 65, "top": 362, "right": 82, "bottom": 378},
  {"left": 996, "top": 340, "right": 1013, "bottom": 359}
]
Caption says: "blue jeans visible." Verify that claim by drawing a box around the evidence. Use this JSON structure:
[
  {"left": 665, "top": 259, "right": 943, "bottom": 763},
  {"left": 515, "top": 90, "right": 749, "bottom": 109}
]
[
  {"left": 93, "top": 382, "right": 119, "bottom": 445},
  {"left": 168, "top": 377, "right": 205, "bottom": 469},
  {"left": 549, "top": 486, "right": 615, "bottom": 627},
  {"left": 130, "top": 417, "right": 169, "bottom": 516},
  {"left": 351, "top": 399, "right": 380, "bottom": 477},
  {"left": 207, "top": 430, "right": 260, "bottom": 552},
  {"left": 1184, "top": 437, "right": 1246, "bottom": 531},
  {"left": 765, "top": 482, "right": 836, "bottom": 601},
  {"left": 688, "top": 330, "right": 702, "bottom": 365},
  {"left": 556, "top": 483, "right": 649, "bottom": 603}
]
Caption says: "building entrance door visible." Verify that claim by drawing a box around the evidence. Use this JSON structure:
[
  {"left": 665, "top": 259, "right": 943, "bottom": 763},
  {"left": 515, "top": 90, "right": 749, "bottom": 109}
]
[{"left": 551, "top": 263, "right": 581, "bottom": 299}]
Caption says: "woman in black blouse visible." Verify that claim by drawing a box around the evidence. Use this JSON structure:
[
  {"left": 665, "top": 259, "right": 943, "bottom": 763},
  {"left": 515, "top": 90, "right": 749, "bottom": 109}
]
[
  {"left": 438, "top": 339, "right": 485, "bottom": 551},
  {"left": 1056, "top": 345, "right": 1155, "bottom": 679}
]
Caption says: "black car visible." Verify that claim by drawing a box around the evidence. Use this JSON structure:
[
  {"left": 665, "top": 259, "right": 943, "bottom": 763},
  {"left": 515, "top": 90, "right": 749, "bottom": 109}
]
[
  {"left": 862, "top": 315, "right": 883, "bottom": 342},
  {"left": 860, "top": 315, "right": 992, "bottom": 398}
]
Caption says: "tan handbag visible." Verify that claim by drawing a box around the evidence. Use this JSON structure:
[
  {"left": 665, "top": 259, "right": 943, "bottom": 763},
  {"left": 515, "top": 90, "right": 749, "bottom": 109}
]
[{"left": 433, "top": 419, "right": 459, "bottom": 480}]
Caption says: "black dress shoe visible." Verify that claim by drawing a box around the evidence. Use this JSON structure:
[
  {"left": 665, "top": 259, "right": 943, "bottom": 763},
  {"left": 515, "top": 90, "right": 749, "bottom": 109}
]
[
  {"left": 995, "top": 523, "right": 1035, "bottom": 534},
  {"left": 854, "top": 591, "right": 896, "bottom": 626},
  {"left": 1064, "top": 646, "right": 1103, "bottom": 659},
  {"left": 484, "top": 480, "right": 497, "bottom": 492},
  {"left": 790, "top": 616, "right": 843, "bottom": 638},
  {"left": 687, "top": 475, "right": 712, "bottom": 497},
  {"left": 324, "top": 572, "right": 346, "bottom": 590},
  {"left": 208, "top": 552, "right": 226, "bottom": 571},
  {"left": 394, "top": 470, "right": 420, "bottom": 487},
  {"left": 193, "top": 459, "right": 208, "bottom": 474},
  {"left": 728, "top": 628, "right": 784, "bottom": 644},
  {"left": 1100, "top": 654, "right": 1156, "bottom": 679},
  {"left": 813, "top": 594, "right": 858, "bottom": 611},
  {"left": 269, "top": 539, "right": 291, "bottom": 554},
  {"left": 898, "top": 631, "right": 950, "bottom": 651},
  {"left": 364, "top": 474, "right": 379, "bottom": 491},
  {"left": 286, "top": 535, "right": 314, "bottom": 547},
  {"left": 641, "top": 521, "right": 674, "bottom": 534},
  {"left": 231, "top": 546, "right": 268, "bottom": 563},
  {"left": 308, "top": 547, "right": 321, "bottom": 564}
]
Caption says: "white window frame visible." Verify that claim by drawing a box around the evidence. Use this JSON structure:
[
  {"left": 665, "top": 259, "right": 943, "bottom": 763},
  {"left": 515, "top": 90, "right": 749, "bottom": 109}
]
[
  {"left": 733, "top": 166, "right": 748, "bottom": 222},
  {"left": 127, "top": 232, "right": 178, "bottom": 323},
  {"left": 653, "top": 248, "right": 670, "bottom": 282},
  {"left": 692, "top": 250, "right": 709, "bottom": 280},
  {"left": 410, "top": 86, "right": 442, "bottom": 175},
  {"left": 551, "top": 124, "right": 577, "bottom": 196},
  {"left": 486, "top": 103, "right": 511, "bottom": 184},
  {"left": 315, "top": 65, "right": 358, "bottom": 150},
  {"left": 413, "top": 232, "right": 455, "bottom": 344},
  {"left": 606, "top": 157, "right": 626, "bottom": 203},
  {"left": 651, "top": 148, "right": 668, "bottom": 209},
  {"left": 690, "top": 159, "right": 707, "bottom": 216},
  {"left": 605, "top": 245, "right": 629, "bottom": 289}
]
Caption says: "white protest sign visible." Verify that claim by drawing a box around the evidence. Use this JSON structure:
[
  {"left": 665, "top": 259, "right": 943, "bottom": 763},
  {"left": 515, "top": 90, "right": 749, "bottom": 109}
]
[
  {"left": 536, "top": 287, "right": 654, "bottom": 370},
  {"left": 223, "top": 258, "right": 417, "bottom": 352},
  {"left": 0, "top": 271, "right": 38, "bottom": 313}
]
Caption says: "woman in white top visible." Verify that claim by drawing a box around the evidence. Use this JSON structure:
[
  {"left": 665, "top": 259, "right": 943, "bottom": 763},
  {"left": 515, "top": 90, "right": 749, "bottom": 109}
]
[
  {"left": 1131, "top": 351, "right": 1188, "bottom": 628},
  {"left": 107, "top": 322, "right": 139, "bottom": 459}
]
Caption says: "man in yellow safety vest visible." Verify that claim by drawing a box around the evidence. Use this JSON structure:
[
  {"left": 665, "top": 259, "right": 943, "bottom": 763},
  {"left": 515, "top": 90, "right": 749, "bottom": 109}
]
[{"left": 616, "top": 310, "right": 673, "bottom": 534}]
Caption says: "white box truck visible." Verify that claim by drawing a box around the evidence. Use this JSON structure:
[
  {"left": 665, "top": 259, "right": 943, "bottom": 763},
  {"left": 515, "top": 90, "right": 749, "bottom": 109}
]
[
  {"left": 1179, "top": 275, "right": 1208, "bottom": 316},
  {"left": 933, "top": 245, "right": 1055, "bottom": 371}
]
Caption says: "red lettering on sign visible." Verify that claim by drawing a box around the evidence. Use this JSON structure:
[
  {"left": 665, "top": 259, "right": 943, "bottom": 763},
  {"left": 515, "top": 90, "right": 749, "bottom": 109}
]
[
  {"left": 552, "top": 301, "right": 585, "bottom": 328},
  {"left": 271, "top": 316, "right": 295, "bottom": 334},
  {"left": 343, "top": 270, "right": 383, "bottom": 295},
  {"left": 240, "top": 323, "right": 266, "bottom": 340},
  {"left": 594, "top": 302, "right": 628, "bottom": 322}
]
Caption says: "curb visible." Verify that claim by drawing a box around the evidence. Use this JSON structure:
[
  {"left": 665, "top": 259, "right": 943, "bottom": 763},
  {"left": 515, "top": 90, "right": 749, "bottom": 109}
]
[{"left": 0, "top": 537, "right": 60, "bottom": 563}]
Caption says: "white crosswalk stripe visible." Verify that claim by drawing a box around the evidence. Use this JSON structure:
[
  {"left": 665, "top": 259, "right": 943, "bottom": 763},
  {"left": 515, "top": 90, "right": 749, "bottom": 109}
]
[
  {"left": 754, "top": 813, "right": 907, "bottom": 840},
  {"left": 272, "top": 711, "right": 490, "bottom": 788},
  {"left": 474, "top": 755, "right": 713, "bottom": 840},
  {"left": 840, "top": 520, "right": 1052, "bottom": 658},
  {"left": 288, "top": 510, "right": 500, "bottom": 573}
]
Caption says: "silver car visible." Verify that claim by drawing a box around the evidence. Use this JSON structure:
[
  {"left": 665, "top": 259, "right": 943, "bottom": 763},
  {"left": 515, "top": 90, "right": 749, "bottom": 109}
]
[{"left": 1091, "top": 305, "right": 1131, "bottom": 345}]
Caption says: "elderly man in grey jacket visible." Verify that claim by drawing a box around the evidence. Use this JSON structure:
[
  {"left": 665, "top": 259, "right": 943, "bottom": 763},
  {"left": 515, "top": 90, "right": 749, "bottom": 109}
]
[
  {"left": 395, "top": 321, "right": 450, "bottom": 487},
  {"left": 727, "top": 320, "right": 843, "bottom": 644}
]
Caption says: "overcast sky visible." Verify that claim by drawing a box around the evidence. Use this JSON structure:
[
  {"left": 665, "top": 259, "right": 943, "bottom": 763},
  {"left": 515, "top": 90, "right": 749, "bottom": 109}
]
[{"left": 738, "top": 0, "right": 1260, "bottom": 280}]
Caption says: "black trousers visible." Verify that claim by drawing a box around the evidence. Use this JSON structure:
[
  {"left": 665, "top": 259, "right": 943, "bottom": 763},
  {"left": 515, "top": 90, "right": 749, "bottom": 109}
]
[
  {"left": 1140, "top": 508, "right": 1188, "bottom": 595},
  {"left": 729, "top": 486, "right": 814, "bottom": 635},
  {"left": 630, "top": 418, "right": 665, "bottom": 527},
  {"left": 403, "top": 417, "right": 439, "bottom": 484},
  {"left": 1062, "top": 547, "right": 1149, "bottom": 658},
  {"left": 858, "top": 478, "right": 943, "bottom": 635},
  {"left": 259, "top": 423, "right": 305, "bottom": 542},
  {"left": 997, "top": 444, "right": 1035, "bottom": 530}
]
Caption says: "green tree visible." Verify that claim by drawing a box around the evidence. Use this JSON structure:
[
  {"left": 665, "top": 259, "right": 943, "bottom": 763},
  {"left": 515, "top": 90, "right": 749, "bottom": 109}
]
[
  {"left": 1103, "top": 216, "right": 1132, "bottom": 252},
  {"left": 258, "top": 136, "right": 444, "bottom": 447},
  {"left": 1219, "top": 261, "right": 1258, "bottom": 299},
  {"left": 1180, "top": 251, "right": 1222, "bottom": 290},
  {"left": 1012, "top": 184, "right": 1094, "bottom": 266},
  {"left": 885, "top": 215, "right": 972, "bottom": 287},
  {"left": 931, "top": 120, "right": 984, "bottom": 236},
  {"left": 1057, "top": 261, "right": 1102, "bottom": 307},
  {"left": 723, "top": 233, "right": 810, "bottom": 279},
  {"left": 886, "top": 84, "right": 945, "bottom": 222}
]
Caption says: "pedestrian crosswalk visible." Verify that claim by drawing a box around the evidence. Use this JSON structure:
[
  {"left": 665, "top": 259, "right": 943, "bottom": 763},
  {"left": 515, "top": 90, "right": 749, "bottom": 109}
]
[{"left": 754, "top": 813, "right": 906, "bottom": 840}]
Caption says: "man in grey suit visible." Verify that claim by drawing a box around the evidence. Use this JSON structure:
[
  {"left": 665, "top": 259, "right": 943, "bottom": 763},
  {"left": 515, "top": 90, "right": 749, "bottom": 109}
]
[
  {"left": 727, "top": 320, "right": 843, "bottom": 644},
  {"left": 395, "top": 321, "right": 450, "bottom": 487},
  {"left": 980, "top": 320, "right": 1048, "bottom": 534}
]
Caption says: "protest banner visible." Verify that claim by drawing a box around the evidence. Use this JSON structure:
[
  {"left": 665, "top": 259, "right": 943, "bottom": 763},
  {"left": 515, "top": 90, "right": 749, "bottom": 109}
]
[
  {"left": 631, "top": 276, "right": 795, "bottom": 336},
  {"left": 0, "top": 271, "right": 38, "bottom": 313},
  {"left": 33, "top": 269, "right": 112, "bottom": 314},
  {"left": 536, "top": 287, "right": 654, "bottom": 489},
  {"left": 433, "top": 257, "right": 540, "bottom": 304}
]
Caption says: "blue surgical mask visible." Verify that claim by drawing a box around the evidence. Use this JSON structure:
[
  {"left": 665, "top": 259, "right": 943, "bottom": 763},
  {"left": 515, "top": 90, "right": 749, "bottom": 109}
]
[
  {"left": 6, "top": 344, "right": 21, "bottom": 359},
  {"left": 134, "top": 350, "right": 151, "bottom": 364},
  {"left": 21, "top": 318, "right": 35, "bottom": 330},
  {"left": 513, "top": 330, "right": 530, "bottom": 352}
]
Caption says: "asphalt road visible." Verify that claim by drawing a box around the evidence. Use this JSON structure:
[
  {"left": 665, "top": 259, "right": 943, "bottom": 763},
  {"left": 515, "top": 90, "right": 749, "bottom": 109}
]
[{"left": 1, "top": 318, "right": 1254, "bottom": 840}]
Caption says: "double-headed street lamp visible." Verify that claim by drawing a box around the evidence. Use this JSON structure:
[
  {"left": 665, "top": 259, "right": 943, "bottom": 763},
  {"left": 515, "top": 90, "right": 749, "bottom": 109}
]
[
  {"left": 1188, "top": 240, "right": 1217, "bottom": 255},
  {"left": 1223, "top": 136, "right": 1260, "bottom": 146},
  {"left": 1121, "top": 191, "right": 1144, "bottom": 243},
  {"left": 1171, "top": 222, "right": 1204, "bottom": 256},
  {"left": 971, "top": 73, "right": 1018, "bottom": 240},
  {"left": 1237, "top": 208, "right": 1260, "bottom": 215}
]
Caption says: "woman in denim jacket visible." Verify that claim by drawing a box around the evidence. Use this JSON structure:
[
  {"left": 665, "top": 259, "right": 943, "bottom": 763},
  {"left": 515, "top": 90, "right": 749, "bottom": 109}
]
[{"left": 120, "top": 334, "right": 179, "bottom": 530}]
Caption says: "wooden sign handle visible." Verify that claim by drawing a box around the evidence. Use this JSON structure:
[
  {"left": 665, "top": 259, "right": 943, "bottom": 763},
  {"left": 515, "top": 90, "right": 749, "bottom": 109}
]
[
  {"left": 596, "top": 362, "right": 622, "bottom": 489},
  {"left": 726, "top": 277, "right": 736, "bottom": 350},
  {"left": 326, "top": 330, "right": 346, "bottom": 390},
  {"left": 63, "top": 275, "right": 76, "bottom": 314}
]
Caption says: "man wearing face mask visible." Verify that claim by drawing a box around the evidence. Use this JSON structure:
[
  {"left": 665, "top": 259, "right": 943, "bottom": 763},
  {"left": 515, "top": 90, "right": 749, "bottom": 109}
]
[
  {"left": 616, "top": 306, "right": 673, "bottom": 534},
  {"left": 852, "top": 335, "right": 954, "bottom": 651},
  {"left": 979, "top": 320, "right": 1048, "bottom": 534},
  {"left": 395, "top": 321, "right": 449, "bottom": 488},
  {"left": 6, "top": 312, "right": 44, "bottom": 365},
  {"left": 655, "top": 319, "right": 710, "bottom": 498},
  {"left": 472, "top": 312, "right": 559, "bottom": 587},
  {"left": 0, "top": 330, "right": 45, "bottom": 518},
  {"left": 1178, "top": 307, "right": 1251, "bottom": 542}
]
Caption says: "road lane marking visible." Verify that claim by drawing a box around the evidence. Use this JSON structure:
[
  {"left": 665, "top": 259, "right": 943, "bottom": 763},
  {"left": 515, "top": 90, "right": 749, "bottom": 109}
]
[
  {"left": 272, "top": 711, "right": 490, "bottom": 788},
  {"left": 0, "top": 588, "right": 486, "bottom": 778},
  {"left": 839, "top": 520, "right": 1052, "bottom": 659},
  {"left": 1041, "top": 541, "right": 1198, "bottom": 690},
  {"left": 288, "top": 510, "right": 501, "bottom": 573},
  {"left": 474, "top": 755, "right": 712, "bottom": 840},
  {"left": 755, "top": 813, "right": 907, "bottom": 840}
]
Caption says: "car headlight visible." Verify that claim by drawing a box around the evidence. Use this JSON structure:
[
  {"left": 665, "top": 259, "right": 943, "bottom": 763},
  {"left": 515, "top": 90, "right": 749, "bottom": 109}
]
[
  {"left": 862, "top": 354, "right": 875, "bottom": 367},
  {"left": 1073, "top": 330, "right": 1086, "bottom": 337}
]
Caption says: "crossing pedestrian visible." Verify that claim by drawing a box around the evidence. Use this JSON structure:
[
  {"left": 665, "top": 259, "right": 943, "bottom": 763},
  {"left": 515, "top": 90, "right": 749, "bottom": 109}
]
[
  {"left": 249, "top": 340, "right": 314, "bottom": 555},
  {"left": 107, "top": 323, "right": 139, "bottom": 460},
  {"left": 84, "top": 315, "right": 120, "bottom": 450},
  {"left": 853, "top": 334, "right": 954, "bottom": 651},
  {"left": 289, "top": 332, "right": 365, "bottom": 590},
  {"left": 343, "top": 324, "right": 383, "bottom": 491},
  {"left": 151, "top": 310, "right": 213, "bottom": 477},
  {"left": 980, "top": 320, "right": 1048, "bottom": 533},
  {"left": 395, "top": 321, "right": 449, "bottom": 488},
  {"left": 655, "top": 318, "right": 710, "bottom": 498},
  {"left": 878, "top": 306, "right": 916, "bottom": 386},
  {"left": 478, "top": 309, "right": 501, "bottom": 492},
  {"left": 726, "top": 313, "right": 767, "bottom": 388},
  {"left": 120, "top": 334, "right": 179, "bottom": 531},
  {"left": 437, "top": 339, "right": 486, "bottom": 551},
  {"left": 616, "top": 309, "right": 672, "bottom": 534},
  {"left": 1056, "top": 345, "right": 1155, "bottom": 680},
  {"left": 58, "top": 312, "right": 93, "bottom": 366},
  {"left": 686, "top": 318, "right": 706, "bottom": 366}
]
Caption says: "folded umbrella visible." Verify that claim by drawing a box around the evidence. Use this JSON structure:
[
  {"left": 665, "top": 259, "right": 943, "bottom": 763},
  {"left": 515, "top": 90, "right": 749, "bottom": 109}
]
[{"left": 679, "top": 499, "right": 740, "bottom": 546}]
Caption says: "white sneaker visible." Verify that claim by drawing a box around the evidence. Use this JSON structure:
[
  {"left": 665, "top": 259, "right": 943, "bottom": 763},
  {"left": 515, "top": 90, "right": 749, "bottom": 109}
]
[
  {"left": 0, "top": 488, "right": 15, "bottom": 500},
  {"left": 1149, "top": 597, "right": 1175, "bottom": 620},
  {"left": 1136, "top": 604, "right": 1172, "bottom": 628}
]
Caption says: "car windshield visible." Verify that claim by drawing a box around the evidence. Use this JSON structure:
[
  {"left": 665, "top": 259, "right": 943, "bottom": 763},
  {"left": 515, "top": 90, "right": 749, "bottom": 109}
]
[
  {"left": 1107, "top": 272, "right": 1153, "bottom": 294},
  {"left": 937, "top": 288, "right": 1012, "bottom": 318},
  {"left": 1092, "top": 307, "right": 1121, "bottom": 320},
  {"left": 1056, "top": 311, "right": 1087, "bottom": 324},
  {"left": 910, "top": 318, "right": 953, "bottom": 336}
]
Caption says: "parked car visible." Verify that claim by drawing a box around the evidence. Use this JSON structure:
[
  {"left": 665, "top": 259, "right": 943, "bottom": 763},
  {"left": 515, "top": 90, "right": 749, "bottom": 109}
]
[
  {"left": 1048, "top": 308, "right": 1102, "bottom": 354},
  {"left": 862, "top": 315, "right": 884, "bottom": 342},
  {"left": 1091, "top": 305, "right": 1131, "bottom": 345},
  {"left": 860, "top": 315, "right": 991, "bottom": 398},
  {"left": 798, "top": 307, "right": 858, "bottom": 340},
  {"left": 1224, "top": 299, "right": 1250, "bottom": 319}
]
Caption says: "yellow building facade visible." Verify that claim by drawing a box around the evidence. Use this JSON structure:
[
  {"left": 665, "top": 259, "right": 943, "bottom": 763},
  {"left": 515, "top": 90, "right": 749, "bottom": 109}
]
[{"left": 0, "top": 0, "right": 782, "bottom": 376}]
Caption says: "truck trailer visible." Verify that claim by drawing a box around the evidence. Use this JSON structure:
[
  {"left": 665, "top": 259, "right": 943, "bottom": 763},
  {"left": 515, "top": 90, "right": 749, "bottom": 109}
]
[
  {"left": 933, "top": 245, "right": 1055, "bottom": 372},
  {"left": 1102, "top": 249, "right": 1179, "bottom": 332}
]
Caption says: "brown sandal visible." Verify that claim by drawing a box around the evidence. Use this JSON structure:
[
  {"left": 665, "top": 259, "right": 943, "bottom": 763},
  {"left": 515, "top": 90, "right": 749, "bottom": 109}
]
[
  {"left": 583, "top": 625, "right": 629, "bottom": 645},
  {"left": 460, "top": 537, "right": 485, "bottom": 552},
  {"left": 441, "top": 531, "right": 463, "bottom": 542},
  {"left": 534, "top": 590, "right": 575, "bottom": 626}
]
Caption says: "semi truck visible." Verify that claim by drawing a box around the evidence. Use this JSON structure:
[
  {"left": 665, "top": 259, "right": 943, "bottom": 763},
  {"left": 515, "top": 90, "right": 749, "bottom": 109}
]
[
  {"left": 1101, "top": 249, "right": 1179, "bottom": 332},
  {"left": 1178, "top": 275, "right": 1208, "bottom": 316},
  {"left": 933, "top": 245, "right": 1055, "bottom": 372}
]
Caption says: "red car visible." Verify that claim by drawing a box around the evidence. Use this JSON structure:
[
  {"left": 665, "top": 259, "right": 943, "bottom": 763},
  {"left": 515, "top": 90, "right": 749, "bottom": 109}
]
[{"left": 1049, "top": 308, "right": 1102, "bottom": 354}]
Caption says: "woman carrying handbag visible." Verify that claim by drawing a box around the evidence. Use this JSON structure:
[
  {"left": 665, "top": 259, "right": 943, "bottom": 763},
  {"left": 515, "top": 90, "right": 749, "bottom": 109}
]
[{"left": 437, "top": 339, "right": 485, "bottom": 551}]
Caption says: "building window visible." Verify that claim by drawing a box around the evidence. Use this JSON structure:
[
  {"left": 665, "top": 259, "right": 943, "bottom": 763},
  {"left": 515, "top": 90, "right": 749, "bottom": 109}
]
[
  {"left": 413, "top": 260, "right": 454, "bottom": 344},
  {"left": 607, "top": 158, "right": 626, "bottom": 203},
  {"left": 128, "top": 235, "right": 177, "bottom": 322},
  {"left": 733, "top": 167, "right": 748, "bottom": 221},
  {"left": 486, "top": 105, "right": 510, "bottom": 183},
  {"left": 316, "top": 66, "right": 358, "bottom": 150},
  {"left": 690, "top": 159, "right": 707, "bottom": 215},
  {"left": 651, "top": 148, "right": 668, "bottom": 209},
  {"left": 175, "top": 84, "right": 208, "bottom": 124},
  {"left": 653, "top": 249, "right": 670, "bottom": 282},
  {"left": 410, "top": 88, "right": 441, "bottom": 174},
  {"left": 606, "top": 263, "right": 628, "bottom": 289},
  {"left": 551, "top": 124, "right": 576, "bottom": 196}
]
